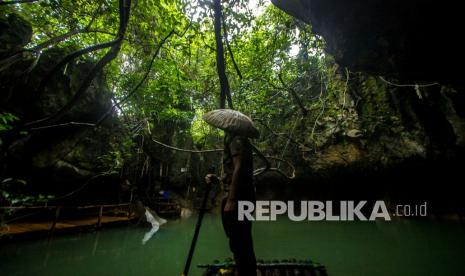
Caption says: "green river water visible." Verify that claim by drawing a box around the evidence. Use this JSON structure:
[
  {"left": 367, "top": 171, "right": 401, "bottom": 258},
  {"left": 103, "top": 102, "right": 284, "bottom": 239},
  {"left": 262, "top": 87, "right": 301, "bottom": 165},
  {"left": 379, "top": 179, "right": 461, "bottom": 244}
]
[{"left": 1, "top": 214, "right": 465, "bottom": 276}]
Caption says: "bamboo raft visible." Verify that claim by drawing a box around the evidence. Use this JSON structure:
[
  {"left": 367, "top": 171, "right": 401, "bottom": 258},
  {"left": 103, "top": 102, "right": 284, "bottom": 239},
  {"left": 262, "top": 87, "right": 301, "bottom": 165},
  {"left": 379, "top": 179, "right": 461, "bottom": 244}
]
[{"left": 198, "top": 259, "right": 327, "bottom": 276}]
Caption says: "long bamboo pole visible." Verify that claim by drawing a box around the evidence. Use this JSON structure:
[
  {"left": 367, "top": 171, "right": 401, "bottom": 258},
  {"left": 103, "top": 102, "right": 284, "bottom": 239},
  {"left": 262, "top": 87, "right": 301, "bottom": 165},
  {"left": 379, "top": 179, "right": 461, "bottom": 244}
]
[{"left": 182, "top": 180, "right": 213, "bottom": 276}]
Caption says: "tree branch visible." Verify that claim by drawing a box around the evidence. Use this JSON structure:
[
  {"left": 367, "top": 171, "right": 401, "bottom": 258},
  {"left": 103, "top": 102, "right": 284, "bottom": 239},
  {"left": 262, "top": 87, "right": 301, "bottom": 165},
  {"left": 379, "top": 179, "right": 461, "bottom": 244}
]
[
  {"left": 91, "top": 28, "right": 176, "bottom": 126},
  {"left": 30, "top": 122, "right": 96, "bottom": 131},
  {"left": 26, "top": 0, "right": 131, "bottom": 127},
  {"left": 0, "top": 0, "right": 39, "bottom": 5},
  {"left": 253, "top": 156, "right": 296, "bottom": 179},
  {"left": 255, "top": 118, "right": 311, "bottom": 150},
  {"left": 117, "top": 29, "right": 175, "bottom": 105},
  {"left": 33, "top": 2, "right": 125, "bottom": 100},
  {"left": 29, "top": 7, "right": 102, "bottom": 51},
  {"left": 28, "top": 27, "right": 176, "bottom": 132},
  {"left": 221, "top": 14, "right": 242, "bottom": 80},
  {"left": 278, "top": 74, "right": 308, "bottom": 116},
  {"left": 29, "top": 29, "right": 112, "bottom": 52}
]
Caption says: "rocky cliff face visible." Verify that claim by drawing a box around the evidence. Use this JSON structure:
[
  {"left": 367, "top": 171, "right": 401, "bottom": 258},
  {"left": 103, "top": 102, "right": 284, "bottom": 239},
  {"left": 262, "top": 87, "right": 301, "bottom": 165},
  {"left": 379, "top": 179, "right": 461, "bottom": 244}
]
[
  {"left": 267, "top": 1, "right": 465, "bottom": 212},
  {"left": 271, "top": 0, "right": 464, "bottom": 84},
  {"left": 270, "top": 0, "right": 465, "bottom": 167}
]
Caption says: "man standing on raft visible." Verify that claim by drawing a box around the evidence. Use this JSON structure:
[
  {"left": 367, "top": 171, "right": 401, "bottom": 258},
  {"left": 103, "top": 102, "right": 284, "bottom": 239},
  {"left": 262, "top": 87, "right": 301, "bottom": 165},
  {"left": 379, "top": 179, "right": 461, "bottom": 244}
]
[{"left": 203, "top": 109, "right": 259, "bottom": 276}]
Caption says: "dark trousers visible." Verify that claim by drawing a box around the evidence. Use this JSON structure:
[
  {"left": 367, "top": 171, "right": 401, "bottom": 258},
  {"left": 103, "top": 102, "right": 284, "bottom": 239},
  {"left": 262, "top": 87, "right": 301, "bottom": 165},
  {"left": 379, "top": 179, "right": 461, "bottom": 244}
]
[{"left": 221, "top": 198, "right": 257, "bottom": 276}]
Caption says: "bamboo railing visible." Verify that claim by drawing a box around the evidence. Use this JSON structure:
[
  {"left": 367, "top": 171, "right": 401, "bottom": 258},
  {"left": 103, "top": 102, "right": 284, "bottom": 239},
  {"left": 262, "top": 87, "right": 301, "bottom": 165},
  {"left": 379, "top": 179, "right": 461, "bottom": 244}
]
[{"left": 0, "top": 203, "right": 133, "bottom": 234}]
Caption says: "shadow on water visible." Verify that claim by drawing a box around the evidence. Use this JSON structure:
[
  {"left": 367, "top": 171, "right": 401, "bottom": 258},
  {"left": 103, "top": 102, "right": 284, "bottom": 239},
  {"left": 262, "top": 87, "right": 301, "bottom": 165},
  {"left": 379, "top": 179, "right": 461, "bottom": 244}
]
[{"left": 1, "top": 214, "right": 465, "bottom": 276}]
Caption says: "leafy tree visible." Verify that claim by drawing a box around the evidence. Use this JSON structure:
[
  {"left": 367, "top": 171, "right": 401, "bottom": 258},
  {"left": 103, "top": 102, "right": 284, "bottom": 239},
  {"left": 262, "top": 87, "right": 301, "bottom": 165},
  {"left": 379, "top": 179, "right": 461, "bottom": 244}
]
[{"left": 1, "top": 0, "right": 367, "bottom": 199}]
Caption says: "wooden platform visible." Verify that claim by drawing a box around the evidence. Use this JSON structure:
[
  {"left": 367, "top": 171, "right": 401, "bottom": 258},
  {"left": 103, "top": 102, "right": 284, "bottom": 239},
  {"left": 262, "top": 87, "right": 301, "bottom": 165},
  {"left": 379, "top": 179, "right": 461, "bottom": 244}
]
[
  {"left": 1, "top": 215, "right": 134, "bottom": 236},
  {"left": 0, "top": 203, "right": 135, "bottom": 238}
]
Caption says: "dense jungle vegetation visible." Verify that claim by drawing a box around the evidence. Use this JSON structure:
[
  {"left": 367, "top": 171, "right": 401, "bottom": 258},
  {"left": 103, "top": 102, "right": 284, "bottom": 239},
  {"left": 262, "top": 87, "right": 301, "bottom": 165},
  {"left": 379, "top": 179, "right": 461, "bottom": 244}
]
[{"left": 1, "top": 0, "right": 464, "bottom": 214}]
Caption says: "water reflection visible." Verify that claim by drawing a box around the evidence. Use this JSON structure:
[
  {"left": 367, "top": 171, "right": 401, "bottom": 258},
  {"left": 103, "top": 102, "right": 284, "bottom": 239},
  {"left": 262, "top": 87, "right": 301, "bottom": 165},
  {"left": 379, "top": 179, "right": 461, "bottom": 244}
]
[{"left": 142, "top": 209, "right": 167, "bottom": 245}]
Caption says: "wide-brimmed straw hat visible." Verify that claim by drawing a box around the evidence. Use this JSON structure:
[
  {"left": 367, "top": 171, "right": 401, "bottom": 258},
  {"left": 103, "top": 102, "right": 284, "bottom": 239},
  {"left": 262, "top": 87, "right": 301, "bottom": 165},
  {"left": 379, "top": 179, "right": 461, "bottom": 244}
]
[{"left": 202, "top": 109, "right": 260, "bottom": 138}]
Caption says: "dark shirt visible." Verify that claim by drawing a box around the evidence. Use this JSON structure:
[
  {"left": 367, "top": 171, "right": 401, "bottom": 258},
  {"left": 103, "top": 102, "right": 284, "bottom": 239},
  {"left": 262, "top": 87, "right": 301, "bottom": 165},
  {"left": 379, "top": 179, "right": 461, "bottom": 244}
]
[{"left": 223, "top": 134, "right": 255, "bottom": 202}]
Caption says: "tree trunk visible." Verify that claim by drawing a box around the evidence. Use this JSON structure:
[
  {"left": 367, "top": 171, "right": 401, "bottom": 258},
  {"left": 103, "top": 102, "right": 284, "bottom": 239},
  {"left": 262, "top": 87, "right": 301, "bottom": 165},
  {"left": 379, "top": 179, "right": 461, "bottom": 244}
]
[{"left": 213, "top": 0, "right": 233, "bottom": 109}]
